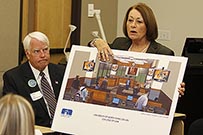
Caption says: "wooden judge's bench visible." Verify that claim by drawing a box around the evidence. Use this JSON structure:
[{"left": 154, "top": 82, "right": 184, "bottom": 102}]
[{"left": 35, "top": 113, "right": 186, "bottom": 135}]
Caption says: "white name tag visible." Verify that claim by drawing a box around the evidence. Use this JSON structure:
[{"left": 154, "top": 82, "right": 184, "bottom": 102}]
[{"left": 30, "top": 91, "right": 43, "bottom": 101}]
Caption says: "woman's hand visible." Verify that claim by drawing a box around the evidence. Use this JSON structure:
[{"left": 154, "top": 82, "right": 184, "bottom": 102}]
[
  {"left": 178, "top": 82, "right": 185, "bottom": 97},
  {"left": 92, "top": 38, "right": 113, "bottom": 61}
]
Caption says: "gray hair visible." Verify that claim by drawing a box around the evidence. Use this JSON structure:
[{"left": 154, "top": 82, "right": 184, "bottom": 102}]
[{"left": 23, "top": 31, "right": 49, "bottom": 50}]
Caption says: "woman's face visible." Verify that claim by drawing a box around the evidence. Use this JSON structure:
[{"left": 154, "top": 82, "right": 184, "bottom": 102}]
[{"left": 126, "top": 9, "right": 147, "bottom": 41}]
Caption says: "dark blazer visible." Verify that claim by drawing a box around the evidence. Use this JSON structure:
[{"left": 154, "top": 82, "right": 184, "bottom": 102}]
[
  {"left": 110, "top": 37, "right": 175, "bottom": 56},
  {"left": 3, "top": 61, "right": 65, "bottom": 127}
]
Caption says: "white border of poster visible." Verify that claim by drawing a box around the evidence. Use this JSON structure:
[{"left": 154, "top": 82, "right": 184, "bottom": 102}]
[{"left": 52, "top": 45, "right": 188, "bottom": 135}]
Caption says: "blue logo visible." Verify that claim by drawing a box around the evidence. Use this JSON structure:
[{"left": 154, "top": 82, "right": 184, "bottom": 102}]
[{"left": 61, "top": 108, "right": 73, "bottom": 117}]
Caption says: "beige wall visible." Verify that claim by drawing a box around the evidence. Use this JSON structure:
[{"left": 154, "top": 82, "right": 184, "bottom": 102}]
[
  {"left": 80, "top": 0, "right": 118, "bottom": 46},
  {"left": 0, "top": 0, "right": 20, "bottom": 81}
]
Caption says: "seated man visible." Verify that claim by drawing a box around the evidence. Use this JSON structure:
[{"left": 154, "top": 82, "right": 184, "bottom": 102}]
[
  {"left": 99, "top": 76, "right": 108, "bottom": 90},
  {"left": 3, "top": 31, "right": 65, "bottom": 127}
]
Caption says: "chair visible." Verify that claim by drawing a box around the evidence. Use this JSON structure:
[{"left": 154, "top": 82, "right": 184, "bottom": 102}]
[
  {"left": 170, "top": 113, "right": 186, "bottom": 135},
  {"left": 188, "top": 118, "right": 203, "bottom": 135}
]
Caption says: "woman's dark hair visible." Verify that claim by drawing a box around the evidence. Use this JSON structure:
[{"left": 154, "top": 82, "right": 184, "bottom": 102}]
[{"left": 123, "top": 3, "right": 158, "bottom": 41}]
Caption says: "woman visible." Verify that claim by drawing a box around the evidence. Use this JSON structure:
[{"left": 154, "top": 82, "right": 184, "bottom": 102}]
[
  {"left": 0, "top": 94, "right": 35, "bottom": 135},
  {"left": 90, "top": 2, "right": 185, "bottom": 95}
]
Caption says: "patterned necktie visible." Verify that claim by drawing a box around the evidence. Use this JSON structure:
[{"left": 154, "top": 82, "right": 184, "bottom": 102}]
[{"left": 40, "top": 71, "right": 57, "bottom": 119}]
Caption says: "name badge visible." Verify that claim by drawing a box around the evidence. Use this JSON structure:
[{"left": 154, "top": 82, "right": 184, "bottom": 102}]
[{"left": 30, "top": 91, "right": 43, "bottom": 101}]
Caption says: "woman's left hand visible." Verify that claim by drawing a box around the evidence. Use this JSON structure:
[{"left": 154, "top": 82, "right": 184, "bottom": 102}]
[{"left": 178, "top": 82, "right": 185, "bottom": 97}]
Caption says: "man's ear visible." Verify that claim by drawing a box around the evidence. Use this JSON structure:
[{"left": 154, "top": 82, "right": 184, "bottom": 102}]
[{"left": 25, "top": 50, "right": 30, "bottom": 60}]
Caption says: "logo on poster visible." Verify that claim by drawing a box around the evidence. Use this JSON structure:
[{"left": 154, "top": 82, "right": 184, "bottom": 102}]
[{"left": 61, "top": 108, "right": 73, "bottom": 117}]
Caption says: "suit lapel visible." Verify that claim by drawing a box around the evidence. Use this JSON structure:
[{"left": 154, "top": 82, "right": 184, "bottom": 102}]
[
  {"left": 22, "top": 62, "right": 49, "bottom": 113},
  {"left": 48, "top": 64, "right": 61, "bottom": 100},
  {"left": 147, "top": 41, "right": 158, "bottom": 53},
  {"left": 22, "top": 62, "right": 40, "bottom": 93}
]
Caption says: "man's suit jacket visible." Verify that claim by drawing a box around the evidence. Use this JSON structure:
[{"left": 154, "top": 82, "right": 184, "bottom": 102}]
[
  {"left": 3, "top": 61, "right": 65, "bottom": 127},
  {"left": 110, "top": 37, "right": 175, "bottom": 56}
]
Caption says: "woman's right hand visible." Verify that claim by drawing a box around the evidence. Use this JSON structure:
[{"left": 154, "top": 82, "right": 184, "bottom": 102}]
[{"left": 92, "top": 38, "right": 113, "bottom": 61}]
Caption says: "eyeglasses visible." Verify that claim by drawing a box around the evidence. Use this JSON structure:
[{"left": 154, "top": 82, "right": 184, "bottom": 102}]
[{"left": 29, "top": 46, "right": 50, "bottom": 55}]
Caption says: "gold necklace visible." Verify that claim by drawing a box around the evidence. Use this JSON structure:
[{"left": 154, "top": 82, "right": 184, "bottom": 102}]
[{"left": 128, "top": 42, "right": 150, "bottom": 53}]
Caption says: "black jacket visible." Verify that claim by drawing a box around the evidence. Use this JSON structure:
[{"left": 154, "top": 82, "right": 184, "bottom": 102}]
[
  {"left": 3, "top": 61, "right": 65, "bottom": 127},
  {"left": 110, "top": 37, "right": 174, "bottom": 56}
]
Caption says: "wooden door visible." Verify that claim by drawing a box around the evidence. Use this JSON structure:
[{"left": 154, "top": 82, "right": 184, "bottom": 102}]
[{"left": 22, "top": 0, "right": 72, "bottom": 49}]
